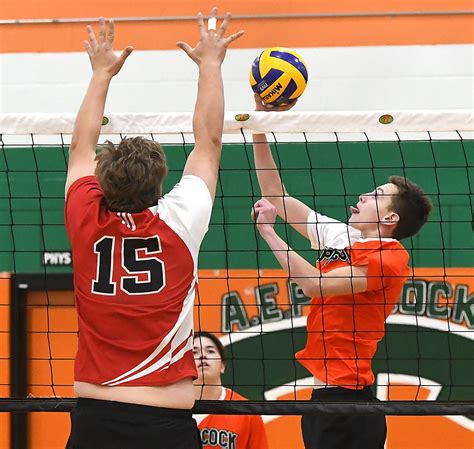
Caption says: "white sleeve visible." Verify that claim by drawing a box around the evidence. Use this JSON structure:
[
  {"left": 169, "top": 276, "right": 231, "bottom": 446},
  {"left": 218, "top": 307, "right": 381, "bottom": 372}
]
[
  {"left": 154, "top": 175, "right": 213, "bottom": 255},
  {"left": 306, "top": 210, "right": 360, "bottom": 249}
]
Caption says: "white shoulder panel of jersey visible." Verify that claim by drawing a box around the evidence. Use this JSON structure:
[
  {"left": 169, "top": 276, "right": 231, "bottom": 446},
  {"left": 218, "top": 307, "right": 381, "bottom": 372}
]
[
  {"left": 307, "top": 210, "right": 361, "bottom": 250},
  {"left": 149, "top": 175, "right": 213, "bottom": 265}
]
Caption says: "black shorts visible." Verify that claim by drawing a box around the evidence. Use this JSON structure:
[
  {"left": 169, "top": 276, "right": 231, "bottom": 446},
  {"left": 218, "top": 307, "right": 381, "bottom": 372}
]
[
  {"left": 301, "top": 386, "right": 386, "bottom": 449},
  {"left": 65, "top": 398, "right": 202, "bottom": 449}
]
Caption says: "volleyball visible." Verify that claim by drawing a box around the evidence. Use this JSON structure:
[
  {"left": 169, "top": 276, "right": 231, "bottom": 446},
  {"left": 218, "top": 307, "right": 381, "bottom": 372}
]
[{"left": 250, "top": 47, "right": 308, "bottom": 106}]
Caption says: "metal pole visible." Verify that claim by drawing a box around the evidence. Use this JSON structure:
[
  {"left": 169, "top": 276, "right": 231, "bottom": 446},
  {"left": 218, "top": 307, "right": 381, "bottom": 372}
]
[{"left": 9, "top": 278, "right": 27, "bottom": 449}]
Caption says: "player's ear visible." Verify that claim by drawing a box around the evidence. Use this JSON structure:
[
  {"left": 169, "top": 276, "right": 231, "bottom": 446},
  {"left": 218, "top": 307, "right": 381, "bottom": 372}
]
[
  {"left": 220, "top": 362, "right": 225, "bottom": 374},
  {"left": 382, "top": 211, "right": 399, "bottom": 226}
]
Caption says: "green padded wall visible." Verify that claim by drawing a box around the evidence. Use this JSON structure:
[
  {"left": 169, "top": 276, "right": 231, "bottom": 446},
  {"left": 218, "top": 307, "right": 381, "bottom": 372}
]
[{"left": 1, "top": 139, "right": 472, "bottom": 272}]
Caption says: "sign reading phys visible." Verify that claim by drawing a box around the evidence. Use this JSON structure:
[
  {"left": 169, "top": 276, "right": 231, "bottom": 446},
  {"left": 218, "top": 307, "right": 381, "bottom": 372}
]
[{"left": 42, "top": 251, "right": 72, "bottom": 266}]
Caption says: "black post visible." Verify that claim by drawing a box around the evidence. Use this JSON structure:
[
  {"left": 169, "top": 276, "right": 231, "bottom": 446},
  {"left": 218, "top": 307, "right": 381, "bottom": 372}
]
[{"left": 10, "top": 277, "right": 28, "bottom": 449}]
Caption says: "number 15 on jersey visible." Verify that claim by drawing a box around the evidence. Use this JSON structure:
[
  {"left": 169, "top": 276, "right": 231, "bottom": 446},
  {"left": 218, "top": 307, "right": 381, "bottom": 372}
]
[{"left": 92, "top": 236, "right": 166, "bottom": 296}]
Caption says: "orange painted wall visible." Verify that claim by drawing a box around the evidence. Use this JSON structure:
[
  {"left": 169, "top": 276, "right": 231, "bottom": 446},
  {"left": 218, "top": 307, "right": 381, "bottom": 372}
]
[
  {"left": 26, "top": 290, "right": 75, "bottom": 448},
  {"left": 0, "top": 0, "right": 473, "bottom": 53},
  {"left": 0, "top": 275, "right": 11, "bottom": 449},
  {"left": 20, "top": 270, "right": 474, "bottom": 449}
]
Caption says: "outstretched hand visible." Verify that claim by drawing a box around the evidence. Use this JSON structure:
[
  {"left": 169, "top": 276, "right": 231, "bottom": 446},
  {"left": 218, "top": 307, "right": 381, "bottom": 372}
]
[
  {"left": 84, "top": 18, "right": 133, "bottom": 77},
  {"left": 177, "top": 7, "right": 244, "bottom": 66}
]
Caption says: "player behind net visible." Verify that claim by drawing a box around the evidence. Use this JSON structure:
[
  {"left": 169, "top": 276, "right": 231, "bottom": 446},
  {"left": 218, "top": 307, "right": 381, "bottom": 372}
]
[
  {"left": 193, "top": 332, "right": 269, "bottom": 449},
  {"left": 251, "top": 95, "right": 432, "bottom": 449},
  {"left": 63, "top": 10, "right": 243, "bottom": 449}
]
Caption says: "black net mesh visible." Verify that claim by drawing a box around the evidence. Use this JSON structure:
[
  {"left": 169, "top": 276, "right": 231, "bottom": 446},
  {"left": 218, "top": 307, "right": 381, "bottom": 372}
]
[{"left": 0, "top": 125, "right": 473, "bottom": 448}]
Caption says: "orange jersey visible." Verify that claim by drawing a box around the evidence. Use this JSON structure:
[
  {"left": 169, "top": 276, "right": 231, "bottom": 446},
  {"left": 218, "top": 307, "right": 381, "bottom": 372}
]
[
  {"left": 195, "top": 388, "right": 268, "bottom": 449},
  {"left": 296, "top": 211, "right": 410, "bottom": 389}
]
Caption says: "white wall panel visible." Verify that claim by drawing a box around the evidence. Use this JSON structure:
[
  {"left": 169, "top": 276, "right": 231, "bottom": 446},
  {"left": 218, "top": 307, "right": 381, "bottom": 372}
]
[{"left": 1, "top": 44, "right": 472, "bottom": 113}]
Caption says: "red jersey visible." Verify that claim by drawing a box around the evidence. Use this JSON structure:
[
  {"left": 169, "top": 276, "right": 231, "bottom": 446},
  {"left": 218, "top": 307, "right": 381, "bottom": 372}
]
[
  {"left": 296, "top": 211, "right": 410, "bottom": 389},
  {"left": 64, "top": 175, "right": 212, "bottom": 386},
  {"left": 194, "top": 388, "right": 268, "bottom": 449}
]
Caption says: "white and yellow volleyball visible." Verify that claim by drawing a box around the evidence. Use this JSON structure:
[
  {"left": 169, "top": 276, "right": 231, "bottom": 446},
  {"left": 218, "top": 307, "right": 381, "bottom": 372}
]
[{"left": 250, "top": 47, "right": 308, "bottom": 105}]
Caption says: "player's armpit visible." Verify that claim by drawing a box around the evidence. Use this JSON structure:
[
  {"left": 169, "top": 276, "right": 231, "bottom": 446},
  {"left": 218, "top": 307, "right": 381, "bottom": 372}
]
[
  {"left": 65, "top": 147, "right": 97, "bottom": 195},
  {"left": 314, "top": 265, "right": 369, "bottom": 297}
]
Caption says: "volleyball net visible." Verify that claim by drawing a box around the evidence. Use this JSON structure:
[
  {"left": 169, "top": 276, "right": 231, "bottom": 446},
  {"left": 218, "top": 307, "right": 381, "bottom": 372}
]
[{"left": 0, "top": 110, "right": 473, "bottom": 419}]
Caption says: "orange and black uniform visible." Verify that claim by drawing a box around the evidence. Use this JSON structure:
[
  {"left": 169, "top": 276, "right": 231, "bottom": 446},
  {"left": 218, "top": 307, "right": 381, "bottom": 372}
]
[
  {"left": 298, "top": 211, "right": 410, "bottom": 449},
  {"left": 194, "top": 388, "right": 268, "bottom": 449}
]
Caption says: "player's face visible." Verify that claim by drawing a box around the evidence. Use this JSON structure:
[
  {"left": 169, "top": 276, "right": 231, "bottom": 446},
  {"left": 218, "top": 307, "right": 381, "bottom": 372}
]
[
  {"left": 193, "top": 336, "right": 225, "bottom": 386},
  {"left": 348, "top": 183, "right": 399, "bottom": 236}
]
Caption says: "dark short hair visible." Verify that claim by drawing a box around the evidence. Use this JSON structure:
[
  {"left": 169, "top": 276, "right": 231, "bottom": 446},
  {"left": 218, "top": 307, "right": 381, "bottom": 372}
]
[
  {"left": 388, "top": 175, "right": 432, "bottom": 240},
  {"left": 95, "top": 137, "right": 167, "bottom": 213},
  {"left": 193, "top": 332, "right": 226, "bottom": 363}
]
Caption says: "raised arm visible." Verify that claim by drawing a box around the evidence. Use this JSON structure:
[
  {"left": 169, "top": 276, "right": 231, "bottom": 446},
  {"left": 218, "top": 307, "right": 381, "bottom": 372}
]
[
  {"left": 178, "top": 8, "right": 244, "bottom": 201},
  {"left": 252, "top": 199, "right": 369, "bottom": 298},
  {"left": 252, "top": 94, "right": 315, "bottom": 242},
  {"left": 65, "top": 18, "right": 133, "bottom": 195}
]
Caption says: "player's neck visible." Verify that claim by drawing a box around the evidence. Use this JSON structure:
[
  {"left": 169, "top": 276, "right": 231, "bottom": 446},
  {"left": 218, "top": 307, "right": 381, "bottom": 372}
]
[
  {"left": 361, "top": 231, "right": 383, "bottom": 239},
  {"left": 360, "top": 226, "right": 393, "bottom": 240},
  {"left": 193, "top": 383, "right": 223, "bottom": 400}
]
